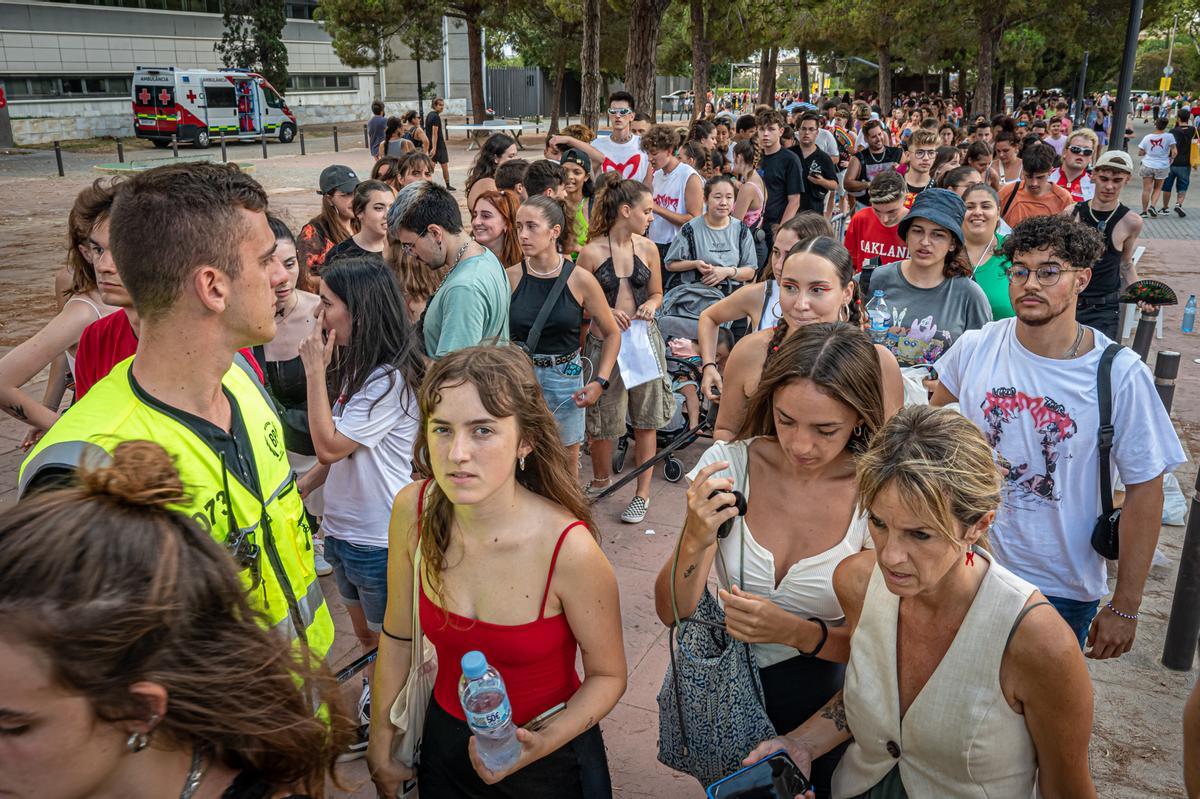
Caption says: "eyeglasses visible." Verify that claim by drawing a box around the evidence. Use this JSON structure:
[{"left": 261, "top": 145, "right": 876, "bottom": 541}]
[
  {"left": 608, "top": 107, "right": 634, "bottom": 116},
  {"left": 1068, "top": 145, "right": 1094, "bottom": 156},
  {"left": 913, "top": 149, "right": 938, "bottom": 159},
  {"left": 399, "top": 228, "right": 430, "bottom": 254},
  {"left": 1004, "top": 265, "right": 1082, "bottom": 286}
]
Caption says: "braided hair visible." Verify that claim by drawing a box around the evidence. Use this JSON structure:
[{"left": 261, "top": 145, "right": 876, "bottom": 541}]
[{"left": 765, "top": 236, "right": 862, "bottom": 367}]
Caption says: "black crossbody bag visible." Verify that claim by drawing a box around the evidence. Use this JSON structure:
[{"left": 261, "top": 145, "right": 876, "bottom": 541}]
[{"left": 1090, "top": 343, "right": 1124, "bottom": 559}]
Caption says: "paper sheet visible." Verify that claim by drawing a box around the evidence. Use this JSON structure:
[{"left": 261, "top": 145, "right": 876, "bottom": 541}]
[{"left": 617, "top": 320, "right": 663, "bottom": 389}]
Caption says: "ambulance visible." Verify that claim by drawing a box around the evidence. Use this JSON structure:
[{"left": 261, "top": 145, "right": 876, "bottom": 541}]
[{"left": 132, "top": 66, "right": 297, "bottom": 148}]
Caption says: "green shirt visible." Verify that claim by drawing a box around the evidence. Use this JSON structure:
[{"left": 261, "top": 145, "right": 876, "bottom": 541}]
[
  {"left": 422, "top": 249, "right": 511, "bottom": 358},
  {"left": 971, "top": 233, "right": 1014, "bottom": 320},
  {"left": 575, "top": 202, "right": 590, "bottom": 249}
]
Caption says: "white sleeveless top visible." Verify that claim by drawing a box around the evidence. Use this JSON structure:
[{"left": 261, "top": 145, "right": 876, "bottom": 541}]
[
  {"left": 63, "top": 295, "right": 107, "bottom": 372},
  {"left": 687, "top": 438, "right": 870, "bottom": 668},
  {"left": 648, "top": 162, "right": 698, "bottom": 245},
  {"left": 756, "top": 280, "right": 781, "bottom": 331},
  {"left": 833, "top": 549, "right": 1039, "bottom": 798}
]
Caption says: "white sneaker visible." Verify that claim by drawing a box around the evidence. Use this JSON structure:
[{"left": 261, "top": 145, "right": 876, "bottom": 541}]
[
  {"left": 337, "top": 679, "right": 371, "bottom": 763},
  {"left": 313, "top": 538, "right": 333, "bottom": 576}
]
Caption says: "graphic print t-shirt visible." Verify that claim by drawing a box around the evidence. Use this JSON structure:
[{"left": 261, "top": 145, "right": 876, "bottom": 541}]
[
  {"left": 843, "top": 206, "right": 908, "bottom": 270},
  {"left": 593, "top": 133, "right": 649, "bottom": 183},
  {"left": 936, "top": 319, "right": 1186, "bottom": 601},
  {"left": 1138, "top": 131, "right": 1177, "bottom": 169},
  {"left": 866, "top": 263, "right": 992, "bottom": 366}
]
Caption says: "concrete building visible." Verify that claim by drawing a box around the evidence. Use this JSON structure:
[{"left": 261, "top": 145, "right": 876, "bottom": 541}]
[{"left": 0, "top": 0, "right": 471, "bottom": 144}]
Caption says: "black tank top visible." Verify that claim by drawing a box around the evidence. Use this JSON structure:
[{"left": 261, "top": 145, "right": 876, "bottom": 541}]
[
  {"left": 509, "top": 259, "right": 583, "bottom": 355},
  {"left": 594, "top": 242, "right": 652, "bottom": 308},
  {"left": 1073, "top": 201, "right": 1130, "bottom": 300}
]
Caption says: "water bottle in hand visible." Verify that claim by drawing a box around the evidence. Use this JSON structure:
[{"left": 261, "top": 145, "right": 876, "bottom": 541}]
[
  {"left": 865, "top": 290, "right": 890, "bottom": 344},
  {"left": 1183, "top": 295, "right": 1196, "bottom": 334},
  {"left": 460, "top": 651, "right": 521, "bottom": 772}
]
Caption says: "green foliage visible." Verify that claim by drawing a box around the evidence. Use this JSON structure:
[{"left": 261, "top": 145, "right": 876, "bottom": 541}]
[
  {"left": 215, "top": 0, "right": 288, "bottom": 89},
  {"left": 314, "top": 0, "right": 408, "bottom": 69}
]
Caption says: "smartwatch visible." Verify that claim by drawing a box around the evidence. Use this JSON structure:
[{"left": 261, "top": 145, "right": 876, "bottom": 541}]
[{"left": 593, "top": 376, "right": 611, "bottom": 392}]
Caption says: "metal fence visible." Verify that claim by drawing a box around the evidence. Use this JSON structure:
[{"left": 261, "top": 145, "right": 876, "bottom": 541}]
[{"left": 486, "top": 67, "right": 581, "bottom": 119}]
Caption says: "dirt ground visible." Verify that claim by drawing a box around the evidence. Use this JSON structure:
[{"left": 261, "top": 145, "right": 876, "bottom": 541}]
[{"left": 1, "top": 119, "right": 1199, "bottom": 798}]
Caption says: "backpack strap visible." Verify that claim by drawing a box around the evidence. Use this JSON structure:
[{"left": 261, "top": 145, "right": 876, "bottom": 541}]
[{"left": 1097, "top": 343, "right": 1122, "bottom": 516}]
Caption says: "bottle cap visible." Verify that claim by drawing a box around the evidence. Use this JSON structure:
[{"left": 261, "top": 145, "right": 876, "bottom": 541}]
[
  {"left": 873, "top": 289, "right": 884, "bottom": 296},
  {"left": 461, "top": 650, "right": 488, "bottom": 679}
]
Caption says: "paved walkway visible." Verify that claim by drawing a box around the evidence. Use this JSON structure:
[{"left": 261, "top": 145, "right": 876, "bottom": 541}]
[{"left": 1, "top": 119, "right": 1199, "bottom": 797}]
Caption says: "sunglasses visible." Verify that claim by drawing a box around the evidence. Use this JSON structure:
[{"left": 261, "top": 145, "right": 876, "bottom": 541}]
[
  {"left": 608, "top": 108, "right": 634, "bottom": 116},
  {"left": 1068, "top": 145, "right": 1094, "bottom": 156}
]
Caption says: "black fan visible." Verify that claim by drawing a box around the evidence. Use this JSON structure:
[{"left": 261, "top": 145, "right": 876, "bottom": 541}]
[{"left": 1119, "top": 279, "right": 1177, "bottom": 306}]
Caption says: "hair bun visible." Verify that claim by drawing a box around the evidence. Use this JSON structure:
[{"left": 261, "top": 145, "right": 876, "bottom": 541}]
[{"left": 80, "top": 440, "right": 189, "bottom": 509}]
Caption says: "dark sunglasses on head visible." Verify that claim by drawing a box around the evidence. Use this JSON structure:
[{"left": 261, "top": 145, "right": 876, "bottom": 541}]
[{"left": 1068, "top": 145, "right": 1094, "bottom": 156}]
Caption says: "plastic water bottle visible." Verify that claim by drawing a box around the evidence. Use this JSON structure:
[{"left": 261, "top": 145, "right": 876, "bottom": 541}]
[
  {"left": 865, "top": 290, "right": 890, "bottom": 344},
  {"left": 1183, "top": 295, "right": 1196, "bottom": 334},
  {"left": 459, "top": 651, "right": 521, "bottom": 772}
]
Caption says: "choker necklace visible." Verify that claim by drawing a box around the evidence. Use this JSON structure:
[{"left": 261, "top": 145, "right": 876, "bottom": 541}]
[
  {"left": 179, "top": 749, "right": 208, "bottom": 799},
  {"left": 275, "top": 290, "right": 299, "bottom": 321},
  {"left": 1085, "top": 201, "right": 1118, "bottom": 233},
  {"left": 527, "top": 258, "right": 564, "bottom": 278},
  {"left": 1064, "top": 324, "right": 1085, "bottom": 359}
]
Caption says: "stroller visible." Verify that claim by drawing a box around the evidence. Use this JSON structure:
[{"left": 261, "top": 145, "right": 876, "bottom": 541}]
[{"left": 597, "top": 283, "right": 724, "bottom": 499}]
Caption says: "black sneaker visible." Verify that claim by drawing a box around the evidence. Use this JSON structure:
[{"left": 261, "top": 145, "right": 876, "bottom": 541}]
[
  {"left": 1176, "top": 205, "right": 1187, "bottom": 218},
  {"left": 1147, "top": 207, "right": 1159, "bottom": 218}
]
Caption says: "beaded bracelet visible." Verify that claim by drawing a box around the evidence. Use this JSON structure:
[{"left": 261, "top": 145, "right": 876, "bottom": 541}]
[{"left": 1105, "top": 601, "right": 1139, "bottom": 621}]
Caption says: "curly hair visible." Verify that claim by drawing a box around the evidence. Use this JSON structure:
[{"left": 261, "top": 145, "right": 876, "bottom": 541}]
[
  {"left": 640, "top": 123, "right": 679, "bottom": 154},
  {"left": 1000, "top": 214, "right": 1104, "bottom": 270}
]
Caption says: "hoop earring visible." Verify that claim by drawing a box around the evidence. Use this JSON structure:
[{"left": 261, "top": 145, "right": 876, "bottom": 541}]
[
  {"left": 771, "top": 301, "right": 782, "bottom": 319},
  {"left": 519, "top": 455, "right": 526, "bottom": 471},
  {"left": 840, "top": 303, "right": 851, "bottom": 322},
  {"left": 126, "top": 714, "right": 160, "bottom": 753}
]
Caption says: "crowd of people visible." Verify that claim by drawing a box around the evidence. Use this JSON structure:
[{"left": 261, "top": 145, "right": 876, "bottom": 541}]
[{"left": 0, "top": 83, "right": 1195, "bottom": 799}]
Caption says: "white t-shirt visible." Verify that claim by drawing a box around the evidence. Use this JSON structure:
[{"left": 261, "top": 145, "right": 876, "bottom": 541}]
[
  {"left": 816, "top": 128, "right": 840, "bottom": 161},
  {"left": 1139, "top": 131, "right": 1177, "bottom": 169},
  {"left": 592, "top": 132, "right": 649, "bottom": 183},
  {"left": 1044, "top": 134, "right": 1068, "bottom": 156},
  {"left": 322, "top": 366, "right": 420, "bottom": 547},
  {"left": 647, "top": 161, "right": 698, "bottom": 244},
  {"left": 688, "top": 438, "right": 870, "bottom": 667},
  {"left": 936, "top": 319, "right": 1186, "bottom": 601}
]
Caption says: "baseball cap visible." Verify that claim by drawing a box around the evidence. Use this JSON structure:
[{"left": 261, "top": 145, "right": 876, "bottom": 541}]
[
  {"left": 897, "top": 188, "right": 966, "bottom": 246},
  {"left": 560, "top": 148, "right": 592, "bottom": 174},
  {"left": 318, "top": 165, "right": 359, "bottom": 195},
  {"left": 1094, "top": 150, "right": 1134, "bottom": 175}
]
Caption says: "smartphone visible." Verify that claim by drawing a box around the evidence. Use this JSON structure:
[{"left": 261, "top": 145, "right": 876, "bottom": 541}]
[
  {"left": 705, "top": 751, "right": 809, "bottom": 799},
  {"left": 523, "top": 702, "right": 566, "bottom": 733}
]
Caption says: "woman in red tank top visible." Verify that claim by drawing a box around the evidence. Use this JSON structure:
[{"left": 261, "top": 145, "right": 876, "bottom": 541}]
[{"left": 367, "top": 345, "right": 626, "bottom": 799}]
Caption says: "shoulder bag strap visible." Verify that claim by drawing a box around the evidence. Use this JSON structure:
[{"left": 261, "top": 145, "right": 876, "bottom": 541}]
[
  {"left": 1001, "top": 182, "right": 1021, "bottom": 219},
  {"left": 525, "top": 260, "right": 575, "bottom": 356},
  {"left": 1097, "top": 343, "right": 1122, "bottom": 515}
]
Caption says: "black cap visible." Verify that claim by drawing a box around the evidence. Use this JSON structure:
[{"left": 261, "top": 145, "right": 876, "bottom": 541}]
[
  {"left": 560, "top": 148, "right": 592, "bottom": 174},
  {"left": 318, "top": 165, "right": 359, "bottom": 195}
]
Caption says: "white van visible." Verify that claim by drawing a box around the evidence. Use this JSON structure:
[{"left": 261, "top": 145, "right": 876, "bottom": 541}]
[{"left": 132, "top": 66, "right": 297, "bottom": 148}]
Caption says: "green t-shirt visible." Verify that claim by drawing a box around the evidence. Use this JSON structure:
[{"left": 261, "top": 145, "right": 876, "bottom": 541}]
[
  {"left": 422, "top": 249, "right": 511, "bottom": 358},
  {"left": 971, "top": 233, "right": 1014, "bottom": 320}
]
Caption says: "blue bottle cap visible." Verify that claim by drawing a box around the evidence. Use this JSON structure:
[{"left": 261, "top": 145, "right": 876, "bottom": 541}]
[
  {"left": 873, "top": 289, "right": 884, "bottom": 297},
  {"left": 461, "top": 650, "right": 488, "bottom": 679}
]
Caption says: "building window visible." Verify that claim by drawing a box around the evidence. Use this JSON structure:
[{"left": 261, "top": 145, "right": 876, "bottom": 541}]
[
  {"left": 285, "top": 74, "right": 356, "bottom": 92},
  {"left": 285, "top": 0, "right": 317, "bottom": 19},
  {"left": 42, "top": 0, "right": 222, "bottom": 11},
  {"left": 1, "top": 75, "right": 132, "bottom": 99}
]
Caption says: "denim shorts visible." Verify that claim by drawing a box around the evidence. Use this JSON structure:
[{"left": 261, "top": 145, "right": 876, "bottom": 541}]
[
  {"left": 1164, "top": 164, "right": 1191, "bottom": 194},
  {"left": 535, "top": 353, "right": 585, "bottom": 446},
  {"left": 1045, "top": 595, "right": 1100, "bottom": 649},
  {"left": 322, "top": 536, "right": 389, "bottom": 631}
]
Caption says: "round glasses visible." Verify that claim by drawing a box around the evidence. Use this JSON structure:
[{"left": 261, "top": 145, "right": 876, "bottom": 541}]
[{"left": 1004, "top": 265, "right": 1082, "bottom": 286}]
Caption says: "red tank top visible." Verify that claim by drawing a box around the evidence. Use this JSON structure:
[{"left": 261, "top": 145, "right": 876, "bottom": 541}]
[{"left": 418, "top": 484, "right": 584, "bottom": 726}]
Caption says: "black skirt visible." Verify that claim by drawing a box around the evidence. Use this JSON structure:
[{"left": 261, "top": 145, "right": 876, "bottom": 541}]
[
  {"left": 758, "top": 653, "right": 849, "bottom": 799},
  {"left": 417, "top": 699, "right": 613, "bottom": 799}
]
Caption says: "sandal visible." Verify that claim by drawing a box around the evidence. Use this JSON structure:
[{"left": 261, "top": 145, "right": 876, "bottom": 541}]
[{"left": 584, "top": 477, "right": 612, "bottom": 499}]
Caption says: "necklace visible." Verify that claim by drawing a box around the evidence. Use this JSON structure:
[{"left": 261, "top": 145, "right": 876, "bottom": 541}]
[
  {"left": 969, "top": 235, "right": 996, "bottom": 270},
  {"left": 864, "top": 148, "right": 887, "bottom": 164},
  {"left": 275, "top": 290, "right": 298, "bottom": 321},
  {"left": 1064, "top": 324, "right": 1085, "bottom": 359},
  {"left": 1084, "top": 201, "right": 1118, "bottom": 233},
  {"left": 178, "top": 749, "right": 208, "bottom": 799},
  {"left": 526, "top": 257, "right": 564, "bottom": 278}
]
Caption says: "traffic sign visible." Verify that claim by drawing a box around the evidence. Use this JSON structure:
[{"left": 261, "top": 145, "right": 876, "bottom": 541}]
[
  {"left": 1164, "top": 65, "right": 1175, "bottom": 77},
  {"left": 1160, "top": 77, "right": 1173, "bottom": 92}
]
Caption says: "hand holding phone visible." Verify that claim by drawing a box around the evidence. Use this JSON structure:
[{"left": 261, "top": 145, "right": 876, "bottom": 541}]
[{"left": 706, "top": 750, "right": 811, "bottom": 799}]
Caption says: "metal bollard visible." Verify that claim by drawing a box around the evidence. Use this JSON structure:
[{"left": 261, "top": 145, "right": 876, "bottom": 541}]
[
  {"left": 53, "top": 140, "right": 65, "bottom": 177},
  {"left": 1163, "top": 469, "right": 1200, "bottom": 670},
  {"left": 363, "top": 123, "right": 369, "bottom": 149},
  {"left": 220, "top": 133, "right": 227, "bottom": 163},
  {"left": 333, "top": 125, "right": 339, "bottom": 152},
  {"left": 1154, "top": 350, "right": 1180, "bottom": 412},
  {"left": 116, "top": 137, "right": 125, "bottom": 163},
  {"left": 299, "top": 128, "right": 306, "bottom": 155},
  {"left": 260, "top": 131, "right": 268, "bottom": 159},
  {"left": 1131, "top": 307, "right": 1159, "bottom": 362},
  {"left": 171, "top": 134, "right": 179, "bottom": 158}
]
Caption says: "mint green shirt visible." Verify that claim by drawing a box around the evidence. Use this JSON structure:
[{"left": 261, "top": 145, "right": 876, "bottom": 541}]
[
  {"left": 971, "top": 233, "right": 1014, "bottom": 320},
  {"left": 422, "top": 249, "right": 511, "bottom": 357}
]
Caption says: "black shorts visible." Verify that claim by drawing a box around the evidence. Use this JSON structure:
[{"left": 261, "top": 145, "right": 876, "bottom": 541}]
[
  {"left": 432, "top": 148, "right": 449, "bottom": 165},
  {"left": 417, "top": 698, "right": 613, "bottom": 799}
]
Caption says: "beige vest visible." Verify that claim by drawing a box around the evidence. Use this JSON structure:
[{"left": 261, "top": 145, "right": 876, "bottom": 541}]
[{"left": 833, "top": 550, "right": 1039, "bottom": 798}]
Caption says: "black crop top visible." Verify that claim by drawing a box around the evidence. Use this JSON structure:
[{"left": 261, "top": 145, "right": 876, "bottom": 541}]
[
  {"left": 594, "top": 242, "right": 652, "bottom": 308},
  {"left": 509, "top": 260, "right": 583, "bottom": 355}
]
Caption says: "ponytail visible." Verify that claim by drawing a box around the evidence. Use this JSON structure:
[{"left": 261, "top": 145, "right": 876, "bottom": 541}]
[
  {"left": 588, "top": 172, "right": 650, "bottom": 241},
  {"left": 524, "top": 194, "right": 576, "bottom": 254}
]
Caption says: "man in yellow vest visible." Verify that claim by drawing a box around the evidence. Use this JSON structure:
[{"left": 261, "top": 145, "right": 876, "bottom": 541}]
[{"left": 19, "top": 162, "right": 333, "bottom": 661}]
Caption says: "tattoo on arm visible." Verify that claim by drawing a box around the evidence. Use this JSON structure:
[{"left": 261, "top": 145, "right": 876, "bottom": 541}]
[
  {"left": 820, "top": 696, "right": 849, "bottom": 733},
  {"left": 6, "top": 403, "right": 28, "bottom": 422},
  {"left": 683, "top": 564, "right": 696, "bottom": 579}
]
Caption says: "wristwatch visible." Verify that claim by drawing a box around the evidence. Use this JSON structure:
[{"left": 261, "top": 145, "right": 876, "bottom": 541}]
[{"left": 593, "top": 376, "right": 611, "bottom": 392}]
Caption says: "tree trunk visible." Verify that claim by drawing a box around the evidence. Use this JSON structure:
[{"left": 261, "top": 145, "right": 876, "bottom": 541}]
[
  {"left": 548, "top": 21, "right": 569, "bottom": 133},
  {"left": 580, "top": 0, "right": 601, "bottom": 131},
  {"left": 798, "top": 47, "right": 810, "bottom": 102},
  {"left": 956, "top": 60, "right": 967, "bottom": 110},
  {"left": 758, "top": 46, "right": 777, "bottom": 107},
  {"left": 464, "top": 15, "right": 486, "bottom": 123},
  {"left": 624, "top": 0, "right": 671, "bottom": 116},
  {"left": 973, "top": 15, "right": 1000, "bottom": 118},
  {"left": 689, "top": 0, "right": 710, "bottom": 120},
  {"left": 1011, "top": 72, "right": 1021, "bottom": 113},
  {"left": 877, "top": 46, "right": 892, "bottom": 115},
  {"left": 992, "top": 67, "right": 1003, "bottom": 115}
]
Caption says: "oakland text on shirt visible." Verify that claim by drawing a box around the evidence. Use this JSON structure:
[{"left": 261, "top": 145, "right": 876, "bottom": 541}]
[{"left": 858, "top": 241, "right": 908, "bottom": 262}]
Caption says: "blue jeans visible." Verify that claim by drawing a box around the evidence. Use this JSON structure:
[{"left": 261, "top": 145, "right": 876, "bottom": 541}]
[
  {"left": 534, "top": 353, "right": 585, "bottom": 446},
  {"left": 1046, "top": 595, "right": 1100, "bottom": 649},
  {"left": 1164, "top": 165, "right": 1191, "bottom": 195},
  {"left": 322, "top": 536, "right": 389, "bottom": 631}
]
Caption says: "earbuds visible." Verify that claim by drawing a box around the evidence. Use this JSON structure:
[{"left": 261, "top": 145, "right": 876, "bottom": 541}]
[{"left": 708, "top": 489, "right": 748, "bottom": 539}]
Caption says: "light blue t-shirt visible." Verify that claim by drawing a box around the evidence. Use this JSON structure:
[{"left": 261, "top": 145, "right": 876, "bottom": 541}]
[{"left": 422, "top": 248, "right": 511, "bottom": 358}]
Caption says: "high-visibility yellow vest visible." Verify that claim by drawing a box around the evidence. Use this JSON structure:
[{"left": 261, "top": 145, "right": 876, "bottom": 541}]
[{"left": 19, "top": 355, "right": 334, "bottom": 660}]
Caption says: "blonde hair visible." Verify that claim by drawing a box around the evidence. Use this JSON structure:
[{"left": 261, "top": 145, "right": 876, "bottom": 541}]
[
  {"left": 856, "top": 406, "right": 1000, "bottom": 547},
  {"left": 1067, "top": 127, "right": 1099, "bottom": 151}
]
